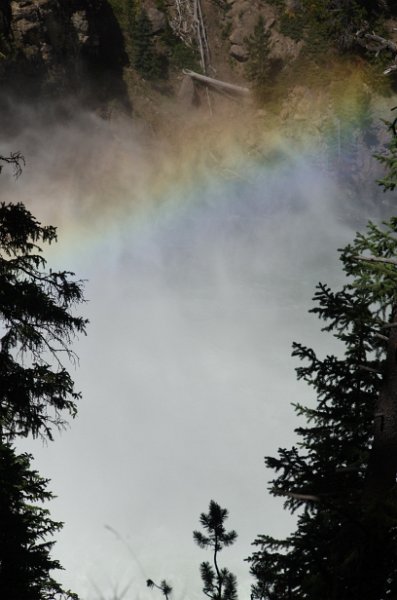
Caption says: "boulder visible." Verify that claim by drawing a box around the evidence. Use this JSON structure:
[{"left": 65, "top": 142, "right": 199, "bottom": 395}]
[
  {"left": 11, "top": 0, "right": 58, "bottom": 62},
  {"left": 178, "top": 75, "right": 197, "bottom": 105},
  {"left": 1, "top": 0, "right": 130, "bottom": 110},
  {"left": 146, "top": 6, "right": 166, "bottom": 34},
  {"left": 229, "top": 29, "right": 245, "bottom": 46},
  {"left": 229, "top": 44, "right": 248, "bottom": 61},
  {"left": 229, "top": 0, "right": 251, "bottom": 18}
]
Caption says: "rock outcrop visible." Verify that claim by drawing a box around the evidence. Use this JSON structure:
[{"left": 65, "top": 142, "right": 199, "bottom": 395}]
[
  {"left": 224, "top": 0, "right": 301, "bottom": 65},
  {"left": 0, "top": 0, "right": 129, "bottom": 110}
]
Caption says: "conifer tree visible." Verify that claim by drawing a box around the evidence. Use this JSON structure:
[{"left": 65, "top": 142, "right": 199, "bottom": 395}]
[
  {"left": 375, "top": 108, "right": 397, "bottom": 192},
  {"left": 130, "top": 8, "right": 166, "bottom": 80},
  {"left": 194, "top": 500, "right": 238, "bottom": 600},
  {"left": 247, "top": 125, "right": 397, "bottom": 598},
  {"left": 0, "top": 193, "right": 87, "bottom": 598},
  {"left": 0, "top": 201, "right": 87, "bottom": 441},
  {"left": 245, "top": 16, "right": 273, "bottom": 102},
  {"left": 147, "top": 578, "right": 173, "bottom": 600},
  {"left": 0, "top": 443, "right": 77, "bottom": 600}
]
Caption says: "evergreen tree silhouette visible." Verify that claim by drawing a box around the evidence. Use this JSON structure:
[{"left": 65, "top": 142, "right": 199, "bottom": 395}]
[
  {"left": 245, "top": 16, "right": 273, "bottom": 102},
  {"left": 375, "top": 107, "right": 397, "bottom": 192},
  {"left": 0, "top": 201, "right": 87, "bottom": 441},
  {"left": 130, "top": 9, "right": 166, "bottom": 80},
  {"left": 0, "top": 186, "right": 87, "bottom": 598},
  {"left": 147, "top": 578, "right": 173, "bottom": 600},
  {"left": 194, "top": 500, "right": 238, "bottom": 600},
  {"left": 0, "top": 443, "right": 77, "bottom": 600},
  {"left": 248, "top": 122, "right": 397, "bottom": 599}
]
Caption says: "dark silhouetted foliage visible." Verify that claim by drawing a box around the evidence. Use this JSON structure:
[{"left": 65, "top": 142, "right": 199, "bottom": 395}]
[
  {"left": 245, "top": 16, "right": 274, "bottom": 102},
  {"left": 0, "top": 188, "right": 87, "bottom": 598},
  {"left": 0, "top": 202, "right": 87, "bottom": 441},
  {"left": 194, "top": 500, "right": 238, "bottom": 600},
  {"left": 0, "top": 442, "right": 77, "bottom": 600},
  {"left": 247, "top": 123, "right": 397, "bottom": 599},
  {"left": 272, "top": 0, "right": 384, "bottom": 57},
  {"left": 375, "top": 108, "right": 397, "bottom": 192},
  {"left": 129, "top": 7, "right": 167, "bottom": 80},
  {"left": 147, "top": 578, "right": 173, "bottom": 600}
]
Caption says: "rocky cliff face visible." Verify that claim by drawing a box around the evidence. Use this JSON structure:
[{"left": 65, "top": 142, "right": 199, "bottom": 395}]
[
  {"left": 0, "top": 0, "right": 305, "bottom": 110},
  {"left": 0, "top": 0, "right": 395, "bottom": 134},
  {"left": 0, "top": 0, "right": 129, "bottom": 110}
]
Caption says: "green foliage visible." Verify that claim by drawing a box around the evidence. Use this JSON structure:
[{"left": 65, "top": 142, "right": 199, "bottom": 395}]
[
  {"left": 375, "top": 108, "right": 397, "bottom": 191},
  {"left": 274, "top": 0, "right": 383, "bottom": 60},
  {"left": 160, "top": 24, "right": 199, "bottom": 71},
  {"left": 221, "top": 21, "right": 232, "bottom": 40},
  {"left": 245, "top": 16, "right": 274, "bottom": 102},
  {"left": 126, "top": 0, "right": 135, "bottom": 32},
  {"left": 264, "top": 0, "right": 284, "bottom": 6},
  {"left": 0, "top": 443, "right": 77, "bottom": 600},
  {"left": 194, "top": 500, "right": 238, "bottom": 600},
  {"left": 323, "top": 81, "right": 375, "bottom": 183},
  {"left": 128, "top": 5, "right": 167, "bottom": 80},
  {"left": 211, "top": 0, "right": 228, "bottom": 10},
  {"left": 0, "top": 32, "right": 12, "bottom": 61}
]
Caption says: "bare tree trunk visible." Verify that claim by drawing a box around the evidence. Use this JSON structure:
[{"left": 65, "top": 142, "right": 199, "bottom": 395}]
[
  {"left": 358, "top": 313, "right": 397, "bottom": 600},
  {"left": 183, "top": 69, "right": 250, "bottom": 95},
  {"left": 365, "top": 305, "right": 397, "bottom": 496}
]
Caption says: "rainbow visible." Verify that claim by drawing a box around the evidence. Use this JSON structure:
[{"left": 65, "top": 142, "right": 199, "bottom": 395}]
[{"left": 0, "top": 61, "right": 394, "bottom": 273}]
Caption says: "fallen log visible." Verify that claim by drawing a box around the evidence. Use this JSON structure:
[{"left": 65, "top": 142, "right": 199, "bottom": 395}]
[
  {"left": 355, "top": 30, "right": 397, "bottom": 75},
  {"left": 356, "top": 31, "right": 397, "bottom": 54},
  {"left": 182, "top": 69, "right": 251, "bottom": 96}
]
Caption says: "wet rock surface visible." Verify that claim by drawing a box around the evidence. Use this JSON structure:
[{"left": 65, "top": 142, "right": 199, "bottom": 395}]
[
  {"left": 10, "top": 0, "right": 95, "bottom": 64},
  {"left": 0, "top": 0, "right": 129, "bottom": 109}
]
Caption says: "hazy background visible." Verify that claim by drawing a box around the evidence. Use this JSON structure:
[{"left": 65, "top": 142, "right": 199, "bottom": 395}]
[{"left": 0, "top": 106, "right": 392, "bottom": 599}]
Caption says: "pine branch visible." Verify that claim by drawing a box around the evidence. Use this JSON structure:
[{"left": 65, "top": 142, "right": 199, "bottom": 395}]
[
  {"left": 353, "top": 254, "right": 397, "bottom": 266},
  {"left": 271, "top": 489, "right": 321, "bottom": 502},
  {"left": 373, "top": 333, "right": 389, "bottom": 342}
]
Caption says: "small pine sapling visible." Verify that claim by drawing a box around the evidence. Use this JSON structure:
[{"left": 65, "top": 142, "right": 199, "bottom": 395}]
[
  {"left": 147, "top": 578, "right": 173, "bottom": 600},
  {"left": 245, "top": 16, "right": 273, "bottom": 102},
  {"left": 193, "top": 500, "right": 238, "bottom": 600}
]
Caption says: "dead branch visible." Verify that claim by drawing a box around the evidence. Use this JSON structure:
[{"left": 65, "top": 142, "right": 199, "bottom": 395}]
[
  {"left": 353, "top": 254, "right": 397, "bottom": 267},
  {"left": 357, "top": 31, "right": 397, "bottom": 54},
  {"left": 355, "top": 30, "right": 397, "bottom": 75},
  {"left": 192, "top": 0, "right": 210, "bottom": 74},
  {"left": 171, "top": 0, "right": 195, "bottom": 46},
  {"left": 335, "top": 465, "right": 361, "bottom": 473},
  {"left": 271, "top": 488, "right": 321, "bottom": 502},
  {"left": 0, "top": 152, "right": 25, "bottom": 178},
  {"left": 286, "top": 492, "right": 321, "bottom": 502},
  {"left": 183, "top": 69, "right": 250, "bottom": 95},
  {"left": 359, "top": 364, "right": 382, "bottom": 374},
  {"left": 373, "top": 333, "right": 389, "bottom": 342}
]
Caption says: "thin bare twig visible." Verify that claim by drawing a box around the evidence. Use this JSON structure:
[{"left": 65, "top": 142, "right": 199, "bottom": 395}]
[
  {"left": 358, "top": 364, "right": 382, "bottom": 374},
  {"left": 373, "top": 333, "right": 389, "bottom": 342},
  {"left": 0, "top": 152, "right": 25, "bottom": 178}
]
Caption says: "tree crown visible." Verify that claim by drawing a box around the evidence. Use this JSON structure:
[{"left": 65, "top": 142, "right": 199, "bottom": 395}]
[{"left": 0, "top": 202, "right": 87, "bottom": 440}]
